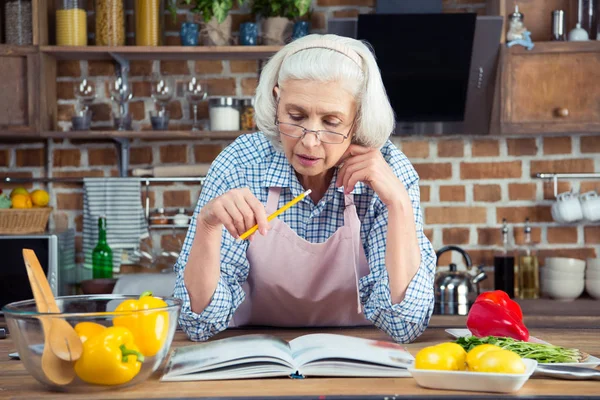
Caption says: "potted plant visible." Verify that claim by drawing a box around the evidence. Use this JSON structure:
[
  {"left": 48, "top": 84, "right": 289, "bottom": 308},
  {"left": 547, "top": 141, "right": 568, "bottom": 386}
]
[
  {"left": 169, "top": 0, "right": 247, "bottom": 45},
  {"left": 251, "top": 0, "right": 311, "bottom": 45}
]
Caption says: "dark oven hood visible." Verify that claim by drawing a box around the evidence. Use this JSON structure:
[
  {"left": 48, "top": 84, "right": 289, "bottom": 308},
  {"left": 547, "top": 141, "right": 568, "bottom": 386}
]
[{"left": 352, "top": 14, "right": 503, "bottom": 136}]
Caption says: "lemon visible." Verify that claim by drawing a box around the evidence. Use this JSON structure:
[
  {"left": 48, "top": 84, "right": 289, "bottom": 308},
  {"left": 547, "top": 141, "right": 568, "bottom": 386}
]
[
  {"left": 10, "top": 187, "right": 29, "bottom": 199},
  {"left": 434, "top": 342, "right": 467, "bottom": 370},
  {"left": 414, "top": 345, "right": 464, "bottom": 371},
  {"left": 466, "top": 344, "right": 503, "bottom": 371},
  {"left": 11, "top": 193, "right": 32, "bottom": 209},
  {"left": 30, "top": 189, "right": 50, "bottom": 207},
  {"left": 471, "top": 350, "right": 526, "bottom": 374}
]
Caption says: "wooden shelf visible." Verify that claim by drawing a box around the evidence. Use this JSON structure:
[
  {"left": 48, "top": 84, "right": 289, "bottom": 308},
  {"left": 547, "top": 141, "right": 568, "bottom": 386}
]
[
  {"left": 39, "top": 45, "right": 283, "bottom": 61},
  {"left": 0, "top": 45, "right": 38, "bottom": 56},
  {"left": 507, "top": 41, "right": 600, "bottom": 54},
  {"left": 39, "top": 130, "right": 252, "bottom": 140}
]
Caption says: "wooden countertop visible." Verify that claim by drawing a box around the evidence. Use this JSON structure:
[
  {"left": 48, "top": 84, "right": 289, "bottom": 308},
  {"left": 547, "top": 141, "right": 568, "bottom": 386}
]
[{"left": 1, "top": 327, "right": 599, "bottom": 399}]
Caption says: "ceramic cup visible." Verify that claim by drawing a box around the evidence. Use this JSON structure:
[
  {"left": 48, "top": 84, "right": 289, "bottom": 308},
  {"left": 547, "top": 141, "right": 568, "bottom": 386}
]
[
  {"left": 552, "top": 191, "right": 583, "bottom": 223},
  {"left": 580, "top": 191, "right": 600, "bottom": 222}
]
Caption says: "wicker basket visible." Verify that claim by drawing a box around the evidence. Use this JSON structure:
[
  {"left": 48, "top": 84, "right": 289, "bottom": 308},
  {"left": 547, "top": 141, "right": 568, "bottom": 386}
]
[{"left": 0, "top": 207, "right": 53, "bottom": 234}]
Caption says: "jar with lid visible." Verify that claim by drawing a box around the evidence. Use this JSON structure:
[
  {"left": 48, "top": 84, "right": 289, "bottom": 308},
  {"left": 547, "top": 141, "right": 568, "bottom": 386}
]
[
  {"left": 134, "top": 0, "right": 165, "bottom": 46},
  {"left": 4, "top": 0, "right": 33, "bottom": 45},
  {"left": 150, "top": 208, "right": 168, "bottom": 225},
  {"left": 240, "top": 98, "right": 256, "bottom": 131},
  {"left": 56, "top": 0, "right": 87, "bottom": 46},
  {"left": 209, "top": 97, "right": 241, "bottom": 131},
  {"left": 173, "top": 208, "right": 190, "bottom": 227},
  {"left": 95, "top": 0, "right": 125, "bottom": 46}
]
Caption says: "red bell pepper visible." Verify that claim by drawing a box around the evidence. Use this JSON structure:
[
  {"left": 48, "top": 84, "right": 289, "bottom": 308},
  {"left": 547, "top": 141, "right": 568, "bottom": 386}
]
[
  {"left": 476, "top": 290, "right": 523, "bottom": 321},
  {"left": 466, "top": 291, "right": 529, "bottom": 342}
]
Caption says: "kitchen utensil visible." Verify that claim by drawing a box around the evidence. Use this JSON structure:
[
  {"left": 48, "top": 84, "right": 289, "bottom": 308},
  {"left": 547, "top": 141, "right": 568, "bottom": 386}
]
[
  {"left": 131, "top": 164, "right": 211, "bottom": 177},
  {"left": 22, "top": 249, "right": 83, "bottom": 362},
  {"left": 552, "top": 10, "right": 566, "bottom": 40},
  {"left": 0, "top": 327, "right": 6, "bottom": 339},
  {"left": 434, "top": 245, "right": 487, "bottom": 315},
  {"left": 569, "top": 0, "right": 591, "bottom": 40},
  {"left": 533, "top": 364, "right": 600, "bottom": 380},
  {"left": 22, "top": 249, "right": 77, "bottom": 385},
  {"left": 239, "top": 189, "right": 312, "bottom": 240}
]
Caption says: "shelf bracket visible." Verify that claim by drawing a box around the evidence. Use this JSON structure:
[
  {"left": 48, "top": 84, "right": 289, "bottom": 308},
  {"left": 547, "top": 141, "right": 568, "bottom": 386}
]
[{"left": 114, "top": 137, "right": 130, "bottom": 177}]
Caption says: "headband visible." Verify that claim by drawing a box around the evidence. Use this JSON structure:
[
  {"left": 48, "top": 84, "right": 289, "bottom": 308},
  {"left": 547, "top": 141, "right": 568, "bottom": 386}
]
[{"left": 285, "top": 38, "right": 364, "bottom": 71}]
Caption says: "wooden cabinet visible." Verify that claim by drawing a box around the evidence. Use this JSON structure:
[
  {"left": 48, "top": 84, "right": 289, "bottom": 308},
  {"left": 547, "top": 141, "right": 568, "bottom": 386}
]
[
  {"left": 497, "top": 42, "right": 600, "bottom": 135},
  {"left": 0, "top": 46, "right": 40, "bottom": 135}
]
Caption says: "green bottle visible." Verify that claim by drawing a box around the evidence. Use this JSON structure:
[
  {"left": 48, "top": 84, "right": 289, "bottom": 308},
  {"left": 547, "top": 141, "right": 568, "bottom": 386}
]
[{"left": 92, "top": 216, "right": 113, "bottom": 279}]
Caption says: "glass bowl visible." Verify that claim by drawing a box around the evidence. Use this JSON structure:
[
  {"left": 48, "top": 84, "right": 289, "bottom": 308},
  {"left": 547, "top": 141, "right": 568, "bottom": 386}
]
[{"left": 2, "top": 294, "right": 181, "bottom": 392}]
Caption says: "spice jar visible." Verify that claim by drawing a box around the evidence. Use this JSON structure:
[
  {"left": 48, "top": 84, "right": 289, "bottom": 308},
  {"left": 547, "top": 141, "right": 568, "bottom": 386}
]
[
  {"left": 150, "top": 208, "right": 168, "bottom": 225},
  {"left": 134, "top": 0, "right": 164, "bottom": 46},
  {"left": 4, "top": 0, "right": 33, "bottom": 45},
  {"left": 240, "top": 98, "right": 256, "bottom": 131},
  {"left": 56, "top": 0, "right": 87, "bottom": 46},
  {"left": 209, "top": 97, "right": 241, "bottom": 131},
  {"left": 95, "top": 0, "right": 125, "bottom": 46}
]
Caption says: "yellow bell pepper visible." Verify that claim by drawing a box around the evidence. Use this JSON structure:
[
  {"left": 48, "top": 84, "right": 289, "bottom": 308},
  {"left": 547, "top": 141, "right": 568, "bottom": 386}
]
[
  {"left": 74, "top": 326, "right": 144, "bottom": 386},
  {"left": 113, "top": 291, "right": 169, "bottom": 357},
  {"left": 74, "top": 321, "right": 106, "bottom": 343}
]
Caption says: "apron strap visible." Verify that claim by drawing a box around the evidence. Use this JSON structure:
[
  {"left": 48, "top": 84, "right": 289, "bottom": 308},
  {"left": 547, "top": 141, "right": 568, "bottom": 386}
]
[
  {"left": 343, "top": 193, "right": 362, "bottom": 314},
  {"left": 266, "top": 187, "right": 282, "bottom": 214}
]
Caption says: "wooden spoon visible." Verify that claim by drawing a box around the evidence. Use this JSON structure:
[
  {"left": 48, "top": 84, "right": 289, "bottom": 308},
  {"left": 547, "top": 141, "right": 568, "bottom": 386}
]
[
  {"left": 22, "top": 249, "right": 83, "bottom": 361},
  {"left": 22, "top": 249, "right": 77, "bottom": 385}
]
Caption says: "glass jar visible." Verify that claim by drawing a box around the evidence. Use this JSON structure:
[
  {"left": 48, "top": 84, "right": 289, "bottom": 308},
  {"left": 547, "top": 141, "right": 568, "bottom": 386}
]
[
  {"left": 209, "top": 97, "right": 241, "bottom": 131},
  {"left": 95, "top": 0, "right": 125, "bottom": 46},
  {"left": 150, "top": 208, "right": 168, "bottom": 225},
  {"left": 56, "top": 0, "right": 87, "bottom": 46},
  {"left": 4, "top": 0, "right": 33, "bottom": 45},
  {"left": 240, "top": 98, "right": 256, "bottom": 131},
  {"left": 134, "top": 0, "right": 164, "bottom": 46}
]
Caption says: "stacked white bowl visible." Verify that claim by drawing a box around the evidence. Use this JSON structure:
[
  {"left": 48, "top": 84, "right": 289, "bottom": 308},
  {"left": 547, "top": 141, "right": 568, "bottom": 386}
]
[
  {"left": 585, "top": 258, "right": 600, "bottom": 299},
  {"left": 540, "top": 257, "right": 586, "bottom": 301}
]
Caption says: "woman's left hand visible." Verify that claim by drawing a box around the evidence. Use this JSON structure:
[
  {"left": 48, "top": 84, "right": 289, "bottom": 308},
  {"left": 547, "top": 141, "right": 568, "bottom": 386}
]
[{"left": 336, "top": 144, "right": 408, "bottom": 207}]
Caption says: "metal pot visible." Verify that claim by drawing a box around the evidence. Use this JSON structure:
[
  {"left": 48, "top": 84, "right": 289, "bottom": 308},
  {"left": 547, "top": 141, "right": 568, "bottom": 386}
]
[{"left": 434, "top": 245, "right": 487, "bottom": 315}]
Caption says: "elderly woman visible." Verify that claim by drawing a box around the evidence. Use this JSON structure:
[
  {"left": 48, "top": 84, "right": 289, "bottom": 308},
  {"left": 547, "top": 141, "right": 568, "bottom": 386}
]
[{"left": 174, "top": 34, "right": 436, "bottom": 344}]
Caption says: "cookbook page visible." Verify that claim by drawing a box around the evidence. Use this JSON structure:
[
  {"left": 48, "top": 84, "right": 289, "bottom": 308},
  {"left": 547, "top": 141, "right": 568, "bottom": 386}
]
[
  {"left": 290, "top": 334, "right": 414, "bottom": 369},
  {"left": 163, "top": 334, "right": 295, "bottom": 379}
]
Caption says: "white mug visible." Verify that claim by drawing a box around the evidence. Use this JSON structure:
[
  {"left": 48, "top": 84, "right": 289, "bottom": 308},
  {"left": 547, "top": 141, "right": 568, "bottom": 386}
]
[
  {"left": 580, "top": 191, "right": 600, "bottom": 222},
  {"left": 554, "top": 191, "right": 583, "bottom": 223}
]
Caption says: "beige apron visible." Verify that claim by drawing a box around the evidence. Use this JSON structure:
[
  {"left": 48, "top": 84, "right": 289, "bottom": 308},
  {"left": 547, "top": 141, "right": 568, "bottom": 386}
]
[{"left": 231, "top": 187, "right": 371, "bottom": 327}]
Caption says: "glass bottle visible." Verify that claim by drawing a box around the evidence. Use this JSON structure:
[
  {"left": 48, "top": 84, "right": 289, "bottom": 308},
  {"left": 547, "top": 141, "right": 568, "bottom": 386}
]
[
  {"left": 494, "top": 219, "right": 515, "bottom": 298},
  {"left": 56, "top": 0, "right": 87, "bottom": 46},
  {"left": 518, "top": 218, "right": 539, "bottom": 299},
  {"left": 92, "top": 216, "right": 113, "bottom": 279},
  {"left": 240, "top": 98, "right": 257, "bottom": 131},
  {"left": 4, "top": 0, "right": 33, "bottom": 45},
  {"left": 134, "top": 0, "right": 164, "bottom": 46},
  {"left": 95, "top": 0, "right": 125, "bottom": 46}
]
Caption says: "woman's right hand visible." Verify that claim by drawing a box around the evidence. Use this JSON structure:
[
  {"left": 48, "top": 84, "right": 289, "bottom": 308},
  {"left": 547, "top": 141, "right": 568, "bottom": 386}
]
[{"left": 198, "top": 188, "right": 270, "bottom": 239}]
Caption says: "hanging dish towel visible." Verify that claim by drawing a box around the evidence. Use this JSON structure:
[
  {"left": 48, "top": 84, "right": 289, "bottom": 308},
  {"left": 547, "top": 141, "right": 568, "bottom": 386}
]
[{"left": 82, "top": 178, "right": 149, "bottom": 275}]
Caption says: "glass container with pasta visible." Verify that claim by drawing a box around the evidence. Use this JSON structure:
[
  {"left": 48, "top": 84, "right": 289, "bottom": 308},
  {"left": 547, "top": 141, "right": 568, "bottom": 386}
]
[
  {"left": 134, "top": 0, "right": 164, "bottom": 46},
  {"left": 56, "top": 0, "right": 87, "bottom": 46},
  {"left": 95, "top": 0, "right": 125, "bottom": 46}
]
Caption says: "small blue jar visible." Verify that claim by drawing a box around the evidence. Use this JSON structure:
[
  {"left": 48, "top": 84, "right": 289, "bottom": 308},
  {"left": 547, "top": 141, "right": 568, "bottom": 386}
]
[
  {"left": 180, "top": 22, "right": 199, "bottom": 46},
  {"left": 292, "top": 21, "right": 310, "bottom": 41},
  {"left": 239, "top": 22, "right": 258, "bottom": 46}
]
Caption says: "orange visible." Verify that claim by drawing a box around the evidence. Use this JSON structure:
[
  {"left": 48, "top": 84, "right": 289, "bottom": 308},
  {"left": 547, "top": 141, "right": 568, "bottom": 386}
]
[
  {"left": 11, "top": 194, "right": 32, "bottom": 209},
  {"left": 30, "top": 189, "right": 49, "bottom": 207}
]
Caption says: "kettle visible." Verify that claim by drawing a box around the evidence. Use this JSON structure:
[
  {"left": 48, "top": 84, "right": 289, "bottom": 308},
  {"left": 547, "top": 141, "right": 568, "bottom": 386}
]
[{"left": 434, "top": 245, "right": 487, "bottom": 315}]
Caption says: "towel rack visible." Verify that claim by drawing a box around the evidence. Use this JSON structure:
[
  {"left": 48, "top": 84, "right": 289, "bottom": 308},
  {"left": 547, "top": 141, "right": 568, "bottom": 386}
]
[{"left": 534, "top": 173, "right": 600, "bottom": 197}]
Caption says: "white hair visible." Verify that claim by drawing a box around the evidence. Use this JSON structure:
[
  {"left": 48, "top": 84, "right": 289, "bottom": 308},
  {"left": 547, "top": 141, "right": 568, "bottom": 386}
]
[{"left": 254, "top": 34, "right": 396, "bottom": 151}]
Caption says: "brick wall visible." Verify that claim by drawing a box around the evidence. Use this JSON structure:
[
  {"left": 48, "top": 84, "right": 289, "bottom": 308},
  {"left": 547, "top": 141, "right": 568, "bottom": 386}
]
[{"left": 10, "top": 1, "right": 600, "bottom": 277}]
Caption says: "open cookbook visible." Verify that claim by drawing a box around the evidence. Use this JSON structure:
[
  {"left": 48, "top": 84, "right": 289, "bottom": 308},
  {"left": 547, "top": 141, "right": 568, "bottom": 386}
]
[{"left": 161, "top": 333, "right": 415, "bottom": 381}]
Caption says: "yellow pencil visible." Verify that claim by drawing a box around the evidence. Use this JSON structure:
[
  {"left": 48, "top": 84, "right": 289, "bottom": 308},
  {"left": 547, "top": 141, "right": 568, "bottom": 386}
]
[{"left": 239, "top": 189, "right": 312, "bottom": 240}]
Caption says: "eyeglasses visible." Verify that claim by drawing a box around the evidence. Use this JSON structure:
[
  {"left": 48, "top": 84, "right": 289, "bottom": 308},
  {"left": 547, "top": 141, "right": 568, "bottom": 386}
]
[
  {"left": 275, "top": 121, "right": 351, "bottom": 144},
  {"left": 274, "top": 98, "right": 354, "bottom": 145}
]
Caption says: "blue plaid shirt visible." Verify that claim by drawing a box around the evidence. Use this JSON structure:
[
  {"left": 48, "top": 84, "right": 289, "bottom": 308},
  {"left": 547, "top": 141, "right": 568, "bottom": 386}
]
[{"left": 173, "top": 132, "right": 436, "bottom": 343}]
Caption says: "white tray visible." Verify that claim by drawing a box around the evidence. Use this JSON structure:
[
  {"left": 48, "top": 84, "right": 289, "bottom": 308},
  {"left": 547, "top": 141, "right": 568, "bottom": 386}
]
[
  {"left": 445, "top": 329, "right": 600, "bottom": 369},
  {"left": 408, "top": 358, "right": 537, "bottom": 393}
]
